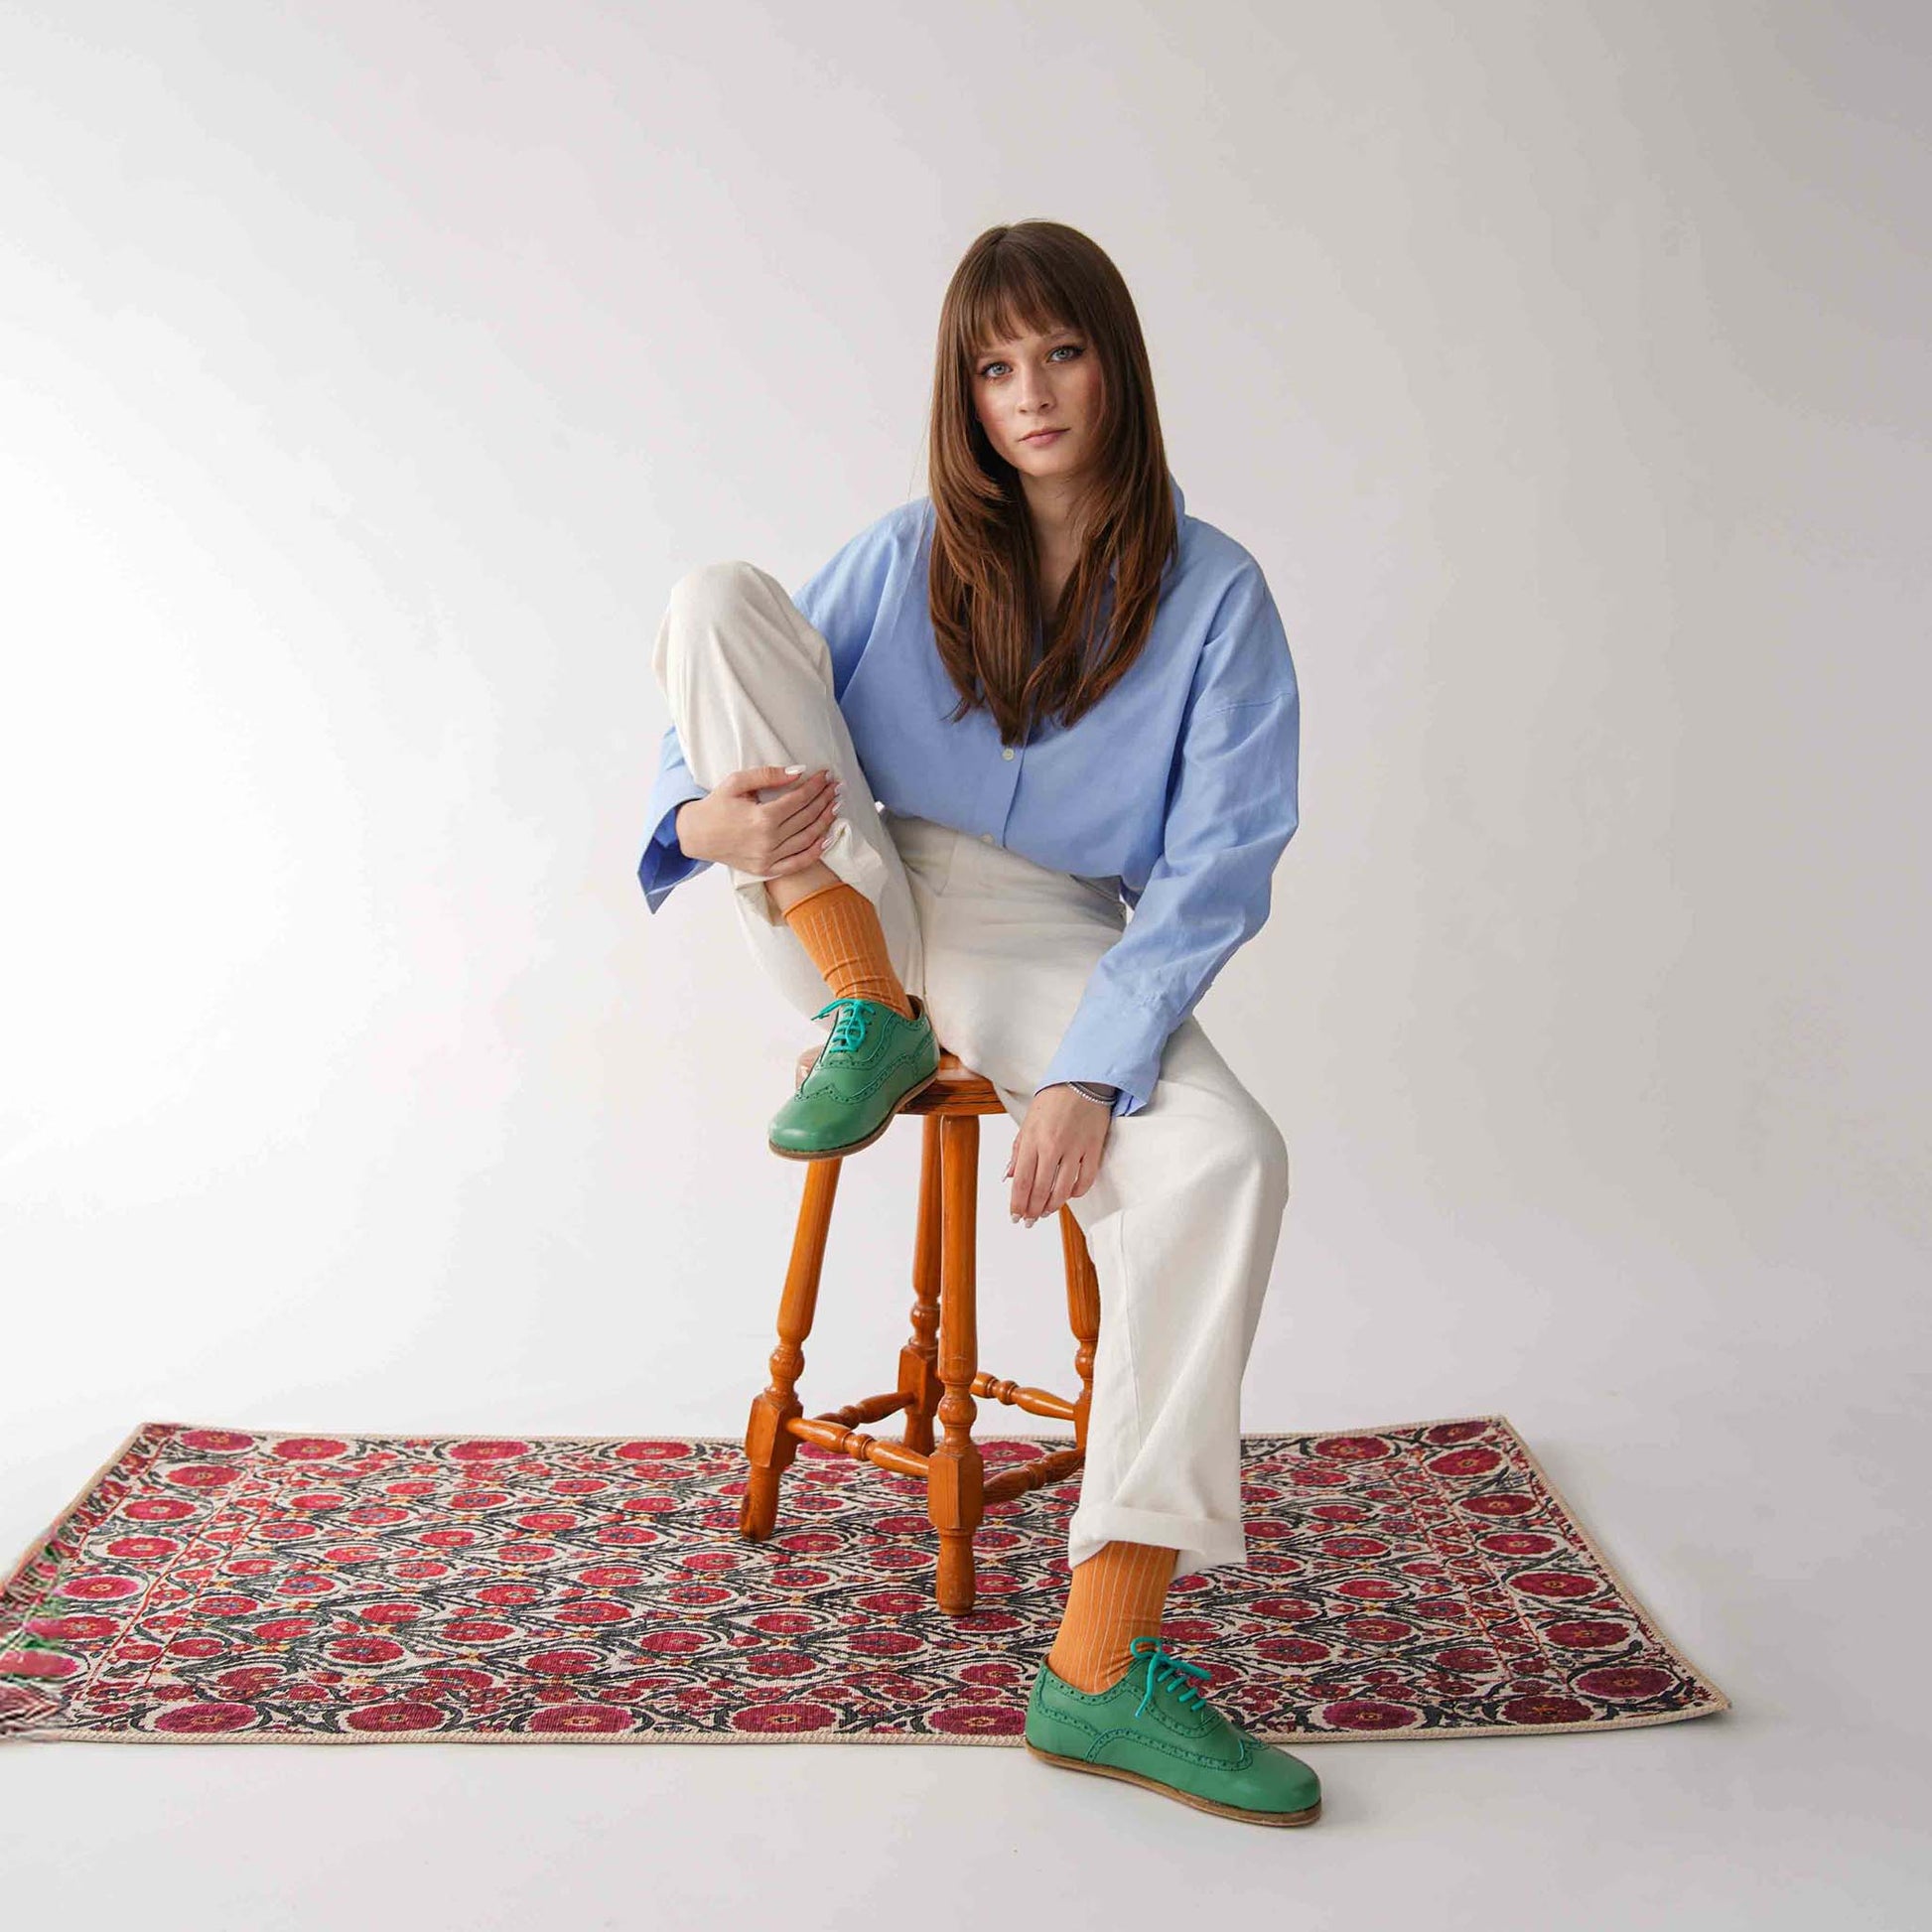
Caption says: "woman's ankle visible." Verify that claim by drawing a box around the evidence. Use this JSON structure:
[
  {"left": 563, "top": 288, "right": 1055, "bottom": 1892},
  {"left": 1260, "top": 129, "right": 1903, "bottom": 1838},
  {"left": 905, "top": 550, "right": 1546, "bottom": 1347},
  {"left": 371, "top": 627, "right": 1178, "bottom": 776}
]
[
  {"left": 764, "top": 860, "right": 839, "bottom": 917},
  {"left": 777, "top": 877, "right": 913, "bottom": 1019}
]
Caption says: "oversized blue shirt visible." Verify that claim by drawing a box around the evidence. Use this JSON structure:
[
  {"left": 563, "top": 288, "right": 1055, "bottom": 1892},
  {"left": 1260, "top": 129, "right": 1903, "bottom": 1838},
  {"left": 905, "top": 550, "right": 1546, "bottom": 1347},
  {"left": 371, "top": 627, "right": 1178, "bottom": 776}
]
[{"left": 636, "top": 474, "right": 1300, "bottom": 1118}]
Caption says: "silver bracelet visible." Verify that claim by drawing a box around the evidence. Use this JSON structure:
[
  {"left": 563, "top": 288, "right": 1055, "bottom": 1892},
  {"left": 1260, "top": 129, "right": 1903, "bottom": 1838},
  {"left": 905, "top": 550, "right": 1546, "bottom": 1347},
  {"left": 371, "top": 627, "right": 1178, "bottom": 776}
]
[{"left": 1062, "top": 1079, "right": 1118, "bottom": 1107}]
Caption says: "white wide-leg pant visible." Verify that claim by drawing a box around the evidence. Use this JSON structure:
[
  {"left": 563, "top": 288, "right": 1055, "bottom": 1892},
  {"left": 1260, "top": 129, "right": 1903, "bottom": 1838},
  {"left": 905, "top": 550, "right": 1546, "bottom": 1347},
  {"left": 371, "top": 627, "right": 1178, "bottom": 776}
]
[{"left": 652, "top": 560, "right": 1292, "bottom": 1583}]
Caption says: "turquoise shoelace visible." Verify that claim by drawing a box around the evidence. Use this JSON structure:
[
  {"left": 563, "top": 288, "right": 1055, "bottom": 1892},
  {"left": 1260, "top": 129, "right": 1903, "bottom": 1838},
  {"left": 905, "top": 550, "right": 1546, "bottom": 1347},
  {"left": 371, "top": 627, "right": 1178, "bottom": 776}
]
[
  {"left": 810, "top": 995, "right": 873, "bottom": 1057},
  {"left": 1129, "top": 1636, "right": 1214, "bottom": 1721}
]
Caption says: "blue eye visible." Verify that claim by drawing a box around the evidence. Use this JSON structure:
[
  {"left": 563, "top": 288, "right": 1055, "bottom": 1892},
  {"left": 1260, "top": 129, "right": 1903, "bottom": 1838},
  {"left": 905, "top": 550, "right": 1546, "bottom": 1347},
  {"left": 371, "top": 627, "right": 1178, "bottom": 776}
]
[{"left": 978, "top": 344, "right": 1081, "bottom": 379}]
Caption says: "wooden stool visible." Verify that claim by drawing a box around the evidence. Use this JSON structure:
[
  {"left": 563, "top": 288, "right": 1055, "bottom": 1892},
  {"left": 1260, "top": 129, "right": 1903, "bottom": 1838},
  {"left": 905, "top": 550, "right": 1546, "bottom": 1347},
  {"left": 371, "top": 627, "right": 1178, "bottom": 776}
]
[{"left": 738, "top": 1046, "right": 1102, "bottom": 1614}]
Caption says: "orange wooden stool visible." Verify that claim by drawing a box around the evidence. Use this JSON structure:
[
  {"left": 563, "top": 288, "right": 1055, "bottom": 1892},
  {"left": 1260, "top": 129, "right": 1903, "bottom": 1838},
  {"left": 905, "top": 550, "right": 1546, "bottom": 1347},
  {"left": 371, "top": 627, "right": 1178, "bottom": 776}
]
[{"left": 738, "top": 1046, "right": 1101, "bottom": 1615}]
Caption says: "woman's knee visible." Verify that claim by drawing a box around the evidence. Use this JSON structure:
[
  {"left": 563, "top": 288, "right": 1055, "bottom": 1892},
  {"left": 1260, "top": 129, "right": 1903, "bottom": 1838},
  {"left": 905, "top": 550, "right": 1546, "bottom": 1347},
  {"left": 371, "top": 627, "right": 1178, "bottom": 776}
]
[
  {"left": 654, "top": 559, "right": 777, "bottom": 691},
  {"left": 665, "top": 557, "right": 770, "bottom": 624},
  {"left": 1258, "top": 1111, "right": 1291, "bottom": 1204},
  {"left": 1218, "top": 1100, "right": 1291, "bottom": 1208}
]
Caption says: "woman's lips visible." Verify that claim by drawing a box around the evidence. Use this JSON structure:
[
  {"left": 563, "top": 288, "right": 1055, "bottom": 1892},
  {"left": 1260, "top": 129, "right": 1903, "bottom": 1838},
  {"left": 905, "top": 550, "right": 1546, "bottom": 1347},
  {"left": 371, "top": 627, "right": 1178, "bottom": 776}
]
[{"left": 1024, "top": 429, "right": 1068, "bottom": 445}]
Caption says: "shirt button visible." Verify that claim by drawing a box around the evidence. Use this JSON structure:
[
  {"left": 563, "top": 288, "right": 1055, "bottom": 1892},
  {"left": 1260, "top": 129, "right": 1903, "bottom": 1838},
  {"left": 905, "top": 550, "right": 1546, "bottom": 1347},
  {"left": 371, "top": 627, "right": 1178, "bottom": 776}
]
[{"left": 1002, "top": 746, "right": 1015, "bottom": 759}]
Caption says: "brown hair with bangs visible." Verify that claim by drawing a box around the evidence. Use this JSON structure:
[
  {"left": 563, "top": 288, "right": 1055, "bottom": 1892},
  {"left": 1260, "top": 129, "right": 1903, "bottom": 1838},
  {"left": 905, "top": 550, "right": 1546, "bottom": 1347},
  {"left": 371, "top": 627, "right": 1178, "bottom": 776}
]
[{"left": 926, "top": 220, "right": 1179, "bottom": 746}]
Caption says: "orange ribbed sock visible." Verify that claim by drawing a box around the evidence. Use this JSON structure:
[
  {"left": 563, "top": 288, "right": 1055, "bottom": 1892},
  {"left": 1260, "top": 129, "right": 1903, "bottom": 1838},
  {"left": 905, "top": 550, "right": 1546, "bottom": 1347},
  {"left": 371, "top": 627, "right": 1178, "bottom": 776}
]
[
  {"left": 780, "top": 880, "right": 913, "bottom": 1019},
  {"left": 1044, "top": 1539, "right": 1178, "bottom": 1693}
]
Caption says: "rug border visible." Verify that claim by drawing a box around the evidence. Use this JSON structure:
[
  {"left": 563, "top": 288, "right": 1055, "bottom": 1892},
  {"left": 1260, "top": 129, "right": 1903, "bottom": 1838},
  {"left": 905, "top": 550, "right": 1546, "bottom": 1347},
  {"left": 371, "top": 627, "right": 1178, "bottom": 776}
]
[
  {"left": 2, "top": 1417, "right": 154, "bottom": 1607},
  {"left": 0, "top": 1412, "right": 1731, "bottom": 1746}
]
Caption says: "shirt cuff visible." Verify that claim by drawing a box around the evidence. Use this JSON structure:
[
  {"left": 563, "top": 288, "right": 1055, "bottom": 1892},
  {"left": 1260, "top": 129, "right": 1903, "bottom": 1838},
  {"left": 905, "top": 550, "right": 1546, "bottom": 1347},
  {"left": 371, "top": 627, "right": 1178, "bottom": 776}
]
[
  {"left": 636, "top": 788, "right": 710, "bottom": 913},
  {"left": 1034, "top": 983, "right": 1170, "bottom": 1119}
]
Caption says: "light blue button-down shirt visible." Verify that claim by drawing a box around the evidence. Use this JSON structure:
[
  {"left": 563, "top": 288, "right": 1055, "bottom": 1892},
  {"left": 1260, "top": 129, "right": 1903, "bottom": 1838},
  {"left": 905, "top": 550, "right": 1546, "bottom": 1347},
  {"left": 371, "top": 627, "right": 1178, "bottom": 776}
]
[{"left": 637, "top": 474, "right": 1300, "bottom": 1117}]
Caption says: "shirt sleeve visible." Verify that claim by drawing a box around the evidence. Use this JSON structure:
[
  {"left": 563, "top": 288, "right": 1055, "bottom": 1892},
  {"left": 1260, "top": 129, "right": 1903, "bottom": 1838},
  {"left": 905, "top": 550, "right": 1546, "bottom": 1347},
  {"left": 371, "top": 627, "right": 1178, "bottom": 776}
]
[
  {"left": 791, "top": 501, "right": 912, "bottom": 702},
  {"left": 635, "top": 504, "right": 912, "bottom": 914},
  {"left": 636, "top": 721, "right": 712, "bottom": 914},
  {"left": 1033, "top": 562, "right": 1301, "bottom": 1118}
]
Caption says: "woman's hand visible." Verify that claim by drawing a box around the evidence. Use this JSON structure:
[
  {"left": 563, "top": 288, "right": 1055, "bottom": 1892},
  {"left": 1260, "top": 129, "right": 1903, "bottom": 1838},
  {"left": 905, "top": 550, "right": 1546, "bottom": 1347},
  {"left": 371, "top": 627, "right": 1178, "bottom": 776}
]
[
  {"left": 676, "top": 764, "right": 841, "bottom": 875},
  {"left": 1006, "top": 1084, "right": 1111, "bottom": 1226}
]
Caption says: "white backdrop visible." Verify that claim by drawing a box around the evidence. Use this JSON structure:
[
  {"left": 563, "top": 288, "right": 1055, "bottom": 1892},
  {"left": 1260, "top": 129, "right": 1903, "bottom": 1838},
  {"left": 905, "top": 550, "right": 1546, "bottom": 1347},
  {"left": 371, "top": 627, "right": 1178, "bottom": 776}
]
[{"left": 2, "top": 2, "right": 1925, "bottom": 1923}]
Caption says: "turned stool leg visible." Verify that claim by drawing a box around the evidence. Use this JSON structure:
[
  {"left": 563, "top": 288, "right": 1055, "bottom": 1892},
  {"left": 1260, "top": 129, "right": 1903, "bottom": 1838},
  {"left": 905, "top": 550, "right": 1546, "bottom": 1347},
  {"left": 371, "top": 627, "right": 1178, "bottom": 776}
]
[
  {"left": 740, "top": 1154, "right": 842, "bottom": 1542},
  {"left": 1059, "top": 1207, "right": 1101, "bottom": 1455},
  {"left": 929, "top": 1112, "right": 985, "bottom": 1614},
  {"left": 897, "top": 1115, "right": 944, "bottom": 1456}
]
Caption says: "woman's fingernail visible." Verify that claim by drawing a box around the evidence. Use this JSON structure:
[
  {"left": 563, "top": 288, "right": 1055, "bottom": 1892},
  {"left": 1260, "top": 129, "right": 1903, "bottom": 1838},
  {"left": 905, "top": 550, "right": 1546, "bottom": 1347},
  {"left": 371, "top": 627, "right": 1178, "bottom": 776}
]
[{"left": 783, "top": 764, "right": 804, "bottom": 774}]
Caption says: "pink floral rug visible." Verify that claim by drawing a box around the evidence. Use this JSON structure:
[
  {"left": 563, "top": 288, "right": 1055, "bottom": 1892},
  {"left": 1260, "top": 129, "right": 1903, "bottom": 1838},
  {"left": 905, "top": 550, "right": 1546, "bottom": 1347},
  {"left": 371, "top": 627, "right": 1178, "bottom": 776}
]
[{"left": 0, "top": 1413, "right": 1728, "bottom": 1745}]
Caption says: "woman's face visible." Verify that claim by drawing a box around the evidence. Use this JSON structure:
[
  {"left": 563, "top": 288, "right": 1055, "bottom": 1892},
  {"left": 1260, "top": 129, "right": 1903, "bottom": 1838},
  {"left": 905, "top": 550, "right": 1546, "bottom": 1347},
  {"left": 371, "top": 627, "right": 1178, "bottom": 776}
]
[{"left": 970, "top": 318, "right": 1103, "bottom": 486}]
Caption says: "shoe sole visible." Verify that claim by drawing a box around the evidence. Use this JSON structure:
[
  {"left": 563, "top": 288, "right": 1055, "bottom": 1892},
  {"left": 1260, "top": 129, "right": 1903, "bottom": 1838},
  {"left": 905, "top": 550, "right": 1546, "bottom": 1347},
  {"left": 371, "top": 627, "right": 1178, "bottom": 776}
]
[
  {"left": 766, "top": 1065, "right": 944, "bottom": 1163},
  {"left": 1025, "top": 1740, "right": 1321, "bottom": 1827}
]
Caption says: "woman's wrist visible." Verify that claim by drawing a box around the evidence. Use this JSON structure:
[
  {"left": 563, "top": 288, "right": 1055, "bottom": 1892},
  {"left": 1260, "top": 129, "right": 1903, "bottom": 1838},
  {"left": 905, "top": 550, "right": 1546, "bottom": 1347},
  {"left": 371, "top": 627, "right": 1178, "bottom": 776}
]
[
  {"left": 673, "top": 797, "right": 707, "bottom": 862},
  {"left": 1059, "top": 1080, "right": 1118, "bottom": 1107}
]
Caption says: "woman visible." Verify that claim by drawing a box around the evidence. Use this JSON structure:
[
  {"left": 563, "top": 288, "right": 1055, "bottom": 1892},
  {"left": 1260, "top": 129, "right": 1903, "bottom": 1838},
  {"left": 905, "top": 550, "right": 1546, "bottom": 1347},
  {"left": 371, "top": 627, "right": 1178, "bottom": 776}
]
[{"left": 638, "top": 221, "right": 1316, "bottom": 1826}]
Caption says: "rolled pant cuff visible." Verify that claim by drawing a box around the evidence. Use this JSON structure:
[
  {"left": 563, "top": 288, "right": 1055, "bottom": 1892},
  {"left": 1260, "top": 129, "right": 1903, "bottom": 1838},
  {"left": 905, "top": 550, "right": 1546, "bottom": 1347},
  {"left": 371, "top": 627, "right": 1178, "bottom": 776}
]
[
  {"left": 731, "top": 812, "right": 891, "bottom": 931},
  {"left": 1065, "top": 1503, "right": 1249, "bottom": 1585}
]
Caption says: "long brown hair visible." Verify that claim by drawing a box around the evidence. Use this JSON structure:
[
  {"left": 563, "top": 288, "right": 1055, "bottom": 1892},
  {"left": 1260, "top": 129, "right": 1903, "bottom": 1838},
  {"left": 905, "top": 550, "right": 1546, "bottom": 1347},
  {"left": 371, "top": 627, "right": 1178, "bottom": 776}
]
[{"left": 926, "top": 220, "right": 1179, "bottom": 745}]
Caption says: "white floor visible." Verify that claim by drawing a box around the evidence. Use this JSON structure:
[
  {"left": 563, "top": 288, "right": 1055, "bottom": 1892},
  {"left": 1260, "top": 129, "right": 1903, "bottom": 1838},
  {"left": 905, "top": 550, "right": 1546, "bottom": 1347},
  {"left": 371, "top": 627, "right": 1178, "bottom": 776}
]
[{"left": 0, "top": 1694, "right": 1920, "bottom": 1929}]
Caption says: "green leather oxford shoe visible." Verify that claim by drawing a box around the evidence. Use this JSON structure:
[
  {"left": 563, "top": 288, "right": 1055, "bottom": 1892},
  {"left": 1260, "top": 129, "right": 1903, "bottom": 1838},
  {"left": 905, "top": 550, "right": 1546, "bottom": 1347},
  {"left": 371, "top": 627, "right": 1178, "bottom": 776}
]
[
  {"left": 1025, "top": 1635, "right": 1322, "bottom": 1827},
  {"left": 767, "top": 992, "right": 942, "bottom": 1161}
]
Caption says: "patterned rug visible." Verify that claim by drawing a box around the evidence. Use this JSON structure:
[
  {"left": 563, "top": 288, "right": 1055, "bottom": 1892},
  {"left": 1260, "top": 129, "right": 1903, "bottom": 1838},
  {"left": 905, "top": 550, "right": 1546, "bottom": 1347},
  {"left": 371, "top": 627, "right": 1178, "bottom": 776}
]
[{"left": 0, "top": 1413, "right": 1728, "bottom": 1745}]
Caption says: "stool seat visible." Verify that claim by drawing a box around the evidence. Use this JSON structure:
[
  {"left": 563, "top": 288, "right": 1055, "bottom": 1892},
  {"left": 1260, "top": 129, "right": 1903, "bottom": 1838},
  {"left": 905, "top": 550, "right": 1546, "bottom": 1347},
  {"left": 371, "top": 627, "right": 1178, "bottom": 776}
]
[{"left": 745, "top": 1038, "right": 1101, "bottom": 1614}]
